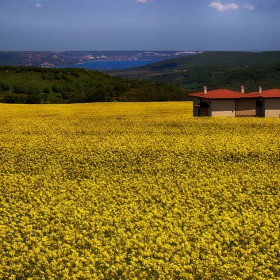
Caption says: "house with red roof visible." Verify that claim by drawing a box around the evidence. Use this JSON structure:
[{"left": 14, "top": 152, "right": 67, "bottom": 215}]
[
  {"left": 248, "top": 88, "right": 280, "bottom": 118},
  {"left": 189, "top": 86, "right": 280, "bottom": 117}
]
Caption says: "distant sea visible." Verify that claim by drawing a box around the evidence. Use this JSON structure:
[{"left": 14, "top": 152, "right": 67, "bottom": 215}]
[{"left": 58, "top": 60, "right": 158, "bottom": 70}]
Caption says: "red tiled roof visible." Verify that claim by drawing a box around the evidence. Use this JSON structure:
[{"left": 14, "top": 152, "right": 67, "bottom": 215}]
[
  {"left": 249, "top": 89, "right": 280, "bottom": 98},
  {"left": 188, "top": 88, "right": 255, "bottom": 99}
]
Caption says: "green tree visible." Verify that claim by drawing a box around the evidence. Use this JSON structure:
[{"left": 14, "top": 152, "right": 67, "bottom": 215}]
[
  {"left": 26, "top": 86, "right": 40, "bottom": 95},
  {"left": 42, "top": 87, "right": 50, "bottom": 94},
  {"left": 0, "top": 82, "right": 9, "bottom": 91},
  {"left": 12, "top": 85, "right": 27, "bottom": 94},
  {"left": 26, "top": 94, "right": 41, "bottom": 104},
  {"left": 2, "top": 95, "right": 26, "bottom": 103}
]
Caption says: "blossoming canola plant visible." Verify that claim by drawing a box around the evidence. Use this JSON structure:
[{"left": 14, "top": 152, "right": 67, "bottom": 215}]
[{"left": 0, "top": 102, "right": 279, "bottom": 279}]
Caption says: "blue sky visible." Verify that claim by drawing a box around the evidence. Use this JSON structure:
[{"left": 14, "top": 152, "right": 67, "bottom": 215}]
[{"left": 0, "top": 0, "right": 279, "bottom": 51}]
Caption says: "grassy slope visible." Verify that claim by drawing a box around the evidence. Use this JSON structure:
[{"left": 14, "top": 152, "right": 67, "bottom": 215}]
[
  {"left": 0, "top": 69, "right": 67, "bottom": 103},
  {"left": 0, "top": 70, "right": 50, "bottom": 88}
]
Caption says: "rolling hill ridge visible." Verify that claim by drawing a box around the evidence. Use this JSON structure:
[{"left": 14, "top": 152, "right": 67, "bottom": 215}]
[{"left": 107, "top": 51, "right": 280, "bottom": 93}]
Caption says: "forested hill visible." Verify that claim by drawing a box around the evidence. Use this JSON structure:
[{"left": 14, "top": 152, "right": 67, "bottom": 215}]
[
  {"left": 108, "top": 51, "right": 280, "bottom": 92},
  {"left": 0, "top": 66, "right": 187, "bottom": 104},
  {"left": 120, "top": 51, "right": 280, "bottom": 71}
]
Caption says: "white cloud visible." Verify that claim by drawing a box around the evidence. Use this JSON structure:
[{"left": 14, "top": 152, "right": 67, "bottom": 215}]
[
  {"left": 208, "top": 2, "right": 239, "bottom": 12},
  {"left": 135, "top": 0, "right": 156, "bottom": 3},
  {"left": 35, "top": 4, "right": 43, "bottom": 8},
  {"left": 242, "top": 5, "right": 255, "bottom": 10}
]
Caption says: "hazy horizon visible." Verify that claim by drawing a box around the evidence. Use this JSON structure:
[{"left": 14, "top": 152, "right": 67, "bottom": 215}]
[{"left": 0, "top": 50, "right": 277, "bottom": 52}]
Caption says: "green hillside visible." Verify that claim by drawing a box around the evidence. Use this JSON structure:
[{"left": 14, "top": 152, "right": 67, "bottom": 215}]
[
  {"left": 0, "top": 66, "right": 187, "bottom": 104},
  {"left": 108, "top": 51, "right": 280, "bottom": 92}
]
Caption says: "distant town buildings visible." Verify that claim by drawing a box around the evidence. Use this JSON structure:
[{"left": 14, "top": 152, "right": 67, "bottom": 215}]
[
  {"left": 41, "top": 63, "right": 56, "bottom": 68},
  {"left": 0, "top": 51, "right": 198, "bottom": 67}
]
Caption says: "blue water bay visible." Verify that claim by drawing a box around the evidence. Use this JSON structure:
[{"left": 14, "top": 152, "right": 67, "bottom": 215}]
[{"left": 59, "top": 60, "right": 157, "bottom": 70}]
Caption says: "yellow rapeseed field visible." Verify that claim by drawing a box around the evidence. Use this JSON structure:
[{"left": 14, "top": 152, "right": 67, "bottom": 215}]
[{"left": 0, "top": 102, "right": 279, "bottom": 279}]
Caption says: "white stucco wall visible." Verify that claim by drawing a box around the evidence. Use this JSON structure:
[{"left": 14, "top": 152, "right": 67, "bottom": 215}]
[
  {"left": 210, "top": 100, "right": 235, "bottom": 117},
  {"left": 264, "top": 99, "right": 280, "bottom": 118}
]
